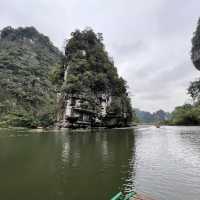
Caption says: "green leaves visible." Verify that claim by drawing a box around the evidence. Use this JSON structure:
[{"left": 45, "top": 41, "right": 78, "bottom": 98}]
[
  {"left": 188, "top": 78, "right": 200, "bottom": 102},
  {"left": 1, "top": 112, "right": 39, "bottom": 128},
  {"left": 49, "top": 64, "right": 64, "bottom": 87},
  {"left": 0, "top": 26, "right": 62, "bottom": 128},
  {"left": 170, "top": 104, "right": 200, "bottom": 125}
]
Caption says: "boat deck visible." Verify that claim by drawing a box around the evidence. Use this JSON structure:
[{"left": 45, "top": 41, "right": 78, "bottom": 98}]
[{"left": 132, "top": 194, "right": 154, "bottom": 200}]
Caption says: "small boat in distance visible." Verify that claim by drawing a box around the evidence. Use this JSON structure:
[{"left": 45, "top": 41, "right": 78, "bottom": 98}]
[
  {"left": 155, "top": 124, "right": 160, "bottom": 128},
  {"left": 111, "top": 191, "right": 154, "bottom": 200},
  {"left": 154, "top": 122, "right": 160, "bottom": 128}
]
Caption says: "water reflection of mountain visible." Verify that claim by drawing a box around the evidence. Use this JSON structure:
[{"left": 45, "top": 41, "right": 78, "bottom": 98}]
[
  {"left": 58, "top": 129, "right": 136, "bottom": 200},
  {"left": 0, "top": 128, "right": 136, "bottom": 200}
]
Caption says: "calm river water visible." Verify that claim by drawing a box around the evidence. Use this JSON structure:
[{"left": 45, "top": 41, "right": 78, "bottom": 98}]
[{"left": 0, "top": 126, "right": 200, "bottom": 200}]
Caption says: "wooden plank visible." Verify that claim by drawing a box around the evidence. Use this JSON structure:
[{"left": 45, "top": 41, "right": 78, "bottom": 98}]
[{"left": 131, "top": 194, "right": 154, "bottom": 200}]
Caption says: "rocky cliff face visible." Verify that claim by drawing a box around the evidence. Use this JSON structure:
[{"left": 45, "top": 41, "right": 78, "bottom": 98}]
[
  {"left": 55, "top": 28, "right": 133, "bottom": 128},
  {"left": 0, "top": 26, "right": 62, "bottom": 127},
  {"left": 191, "top": 18, "right": 200, "bottom": 70}
]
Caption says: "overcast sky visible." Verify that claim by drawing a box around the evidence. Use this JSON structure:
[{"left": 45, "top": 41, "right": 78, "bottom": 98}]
[{"left": 1, "top": 0, "right": 200, "bottom": 112}]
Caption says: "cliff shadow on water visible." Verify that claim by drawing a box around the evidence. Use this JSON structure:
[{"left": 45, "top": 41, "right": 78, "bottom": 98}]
[{"left": 0, "top": 128, "right": 136, "bottom": 200}]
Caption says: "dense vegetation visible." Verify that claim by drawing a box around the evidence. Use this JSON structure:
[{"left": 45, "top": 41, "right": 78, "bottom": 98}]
[
  {"left": 167, "top": 104, "right": 200, "bottom": 125},
  {"left": 54, "top": 28, "right": 133, "bottom": 126},
  {"left": 0, "top": 26, "right": 62, "bottom": 128},
  {"left": 168, "top": 79, "right": 200, "bottom": 125},
  {"left": 0, "top": 27, "right": 132, "bottom": 128}
]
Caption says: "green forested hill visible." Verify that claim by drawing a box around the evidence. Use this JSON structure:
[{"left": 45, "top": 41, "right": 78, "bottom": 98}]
[
  {"left": 54, "top": 28, "right": 133, "bottom": 127},
  {"left": 0, "top": 26, "right": 63, "bottom": 127}
]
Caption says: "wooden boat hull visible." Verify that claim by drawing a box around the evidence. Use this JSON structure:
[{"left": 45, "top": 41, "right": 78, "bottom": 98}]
[
  {"left": 131, "top": 194, "right": 154, "bottom": 200},
  {"left": 111, "top": 192, "right": 154, "bottom": 200}
]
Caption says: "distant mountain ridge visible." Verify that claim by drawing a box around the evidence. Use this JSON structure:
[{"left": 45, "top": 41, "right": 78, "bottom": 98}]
[{"left": 135, "top": 108, "right": 171, "bottom": 123}]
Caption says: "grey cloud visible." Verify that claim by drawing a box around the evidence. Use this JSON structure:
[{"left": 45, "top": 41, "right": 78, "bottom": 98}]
[
  {"left": 0, "top": 0, "right": 200, "bottom": 112},
  {"left": 111, "top": 41, "right": 148, "bottom": 61}
]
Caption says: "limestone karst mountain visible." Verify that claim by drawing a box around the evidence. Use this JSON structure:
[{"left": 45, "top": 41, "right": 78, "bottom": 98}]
[
  {"left": 53, "top": 28, "right": 133, "bottom": 128},
  {"left": 191, "top": 18, "right": 200, "bottom": 70},
  {"left": 0, "top": 27, "right": 133, "bottom": 128},
  {"left": 0, "top": 26, "right": 62, "bottom": 127}
]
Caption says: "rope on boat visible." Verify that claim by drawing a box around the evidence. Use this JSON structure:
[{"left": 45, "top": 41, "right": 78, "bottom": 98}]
[{"left": 111, "top": 191, "right": 137, "bottom": 200}]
